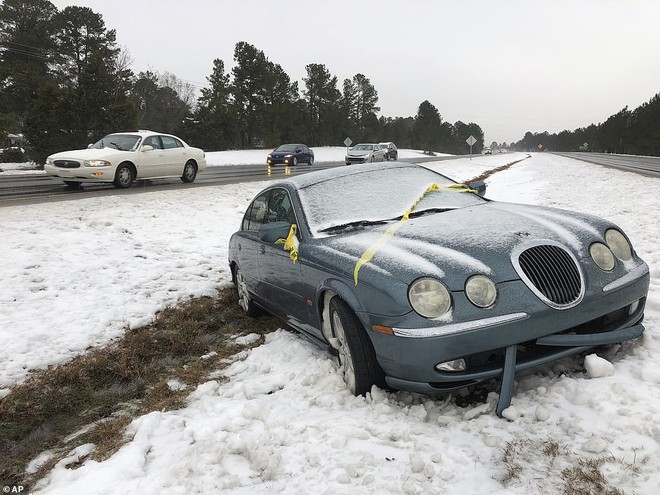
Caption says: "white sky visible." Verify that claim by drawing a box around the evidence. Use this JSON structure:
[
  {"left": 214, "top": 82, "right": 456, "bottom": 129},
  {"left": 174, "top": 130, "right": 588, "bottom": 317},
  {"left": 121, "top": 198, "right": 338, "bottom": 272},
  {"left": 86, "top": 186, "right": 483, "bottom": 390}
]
[
  {"left": 48, "top": 0, "right": 660, "bottom": 145},
  {"left": 2, "top": 151, "right": 659, "bottom": 493}
]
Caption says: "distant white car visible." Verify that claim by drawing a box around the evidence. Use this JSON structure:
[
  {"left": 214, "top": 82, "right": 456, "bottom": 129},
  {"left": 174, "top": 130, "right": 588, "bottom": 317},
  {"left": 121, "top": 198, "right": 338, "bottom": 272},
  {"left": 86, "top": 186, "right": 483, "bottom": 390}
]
[
  {"left": 484, "top": 147, "right": 492, "bottom": 155},
  {"left": 44, "top": 130, "right": 207, "bottom": 188},
  {"left": 345, "top": 143, "right": 386, "bottom": 165}
]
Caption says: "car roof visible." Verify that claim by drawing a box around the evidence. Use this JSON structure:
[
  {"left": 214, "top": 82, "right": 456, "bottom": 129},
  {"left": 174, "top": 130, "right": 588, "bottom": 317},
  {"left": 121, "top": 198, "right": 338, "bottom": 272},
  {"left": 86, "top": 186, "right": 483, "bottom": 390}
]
[{"left": 275, "top": 162, "right": 424, "bottom": 189}]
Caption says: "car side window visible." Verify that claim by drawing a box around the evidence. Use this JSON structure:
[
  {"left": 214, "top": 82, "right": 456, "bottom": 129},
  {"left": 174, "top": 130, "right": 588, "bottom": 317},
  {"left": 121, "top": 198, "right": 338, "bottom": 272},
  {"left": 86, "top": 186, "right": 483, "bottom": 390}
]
[
  {"left": 161, "top": 136, "right": 183, "bottom": 149},
  {"left": 143, "top": 136, "right": 162, "bottom": 149},
  {"left": 241, "top": 189, "right": 296, "bottom": 233},
  {"left": 243, "top": 192, "right": 269, "bottom": 232},
  {"left": 268, "top": 188, "right": 296, "bottom": 225}
]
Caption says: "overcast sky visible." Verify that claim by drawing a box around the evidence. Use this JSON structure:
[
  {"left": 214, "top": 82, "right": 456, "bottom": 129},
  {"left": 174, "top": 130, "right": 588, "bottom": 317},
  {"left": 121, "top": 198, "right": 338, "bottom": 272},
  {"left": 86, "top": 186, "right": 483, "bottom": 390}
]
[{"left": 50, "top": 0, "right": 660, "bottom": 145}]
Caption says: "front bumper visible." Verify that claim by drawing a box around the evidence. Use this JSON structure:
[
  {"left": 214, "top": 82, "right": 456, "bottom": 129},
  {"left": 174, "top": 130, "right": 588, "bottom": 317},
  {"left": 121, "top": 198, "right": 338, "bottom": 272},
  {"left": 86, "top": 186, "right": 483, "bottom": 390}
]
[
  {"left": 45, "top": 163, "right": 115, "bottom": 182},
  {"left": 267, "top": 157, "right": 295, "bottom": 166},
  {"left": 345, "top": 155, "right": 369, "bottom": 165},
  {"left": 363, "top": 266, "right": 649, "bottom": 416}
]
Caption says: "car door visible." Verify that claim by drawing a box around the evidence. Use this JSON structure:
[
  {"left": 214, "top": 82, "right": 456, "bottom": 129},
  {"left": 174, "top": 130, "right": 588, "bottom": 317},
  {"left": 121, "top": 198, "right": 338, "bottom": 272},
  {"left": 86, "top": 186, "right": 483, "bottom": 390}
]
[
  {"left": 234, "top": 192, "right": 270, "bottom": 304},
  {"left": 160, "top": 135, "right": 187, "bottom": 176},
  {"left": 257, "top": 188, "right": 307, "bottom": 323},
  {"left": 139, "top": 136, "right": 168, "bottom": 178}
]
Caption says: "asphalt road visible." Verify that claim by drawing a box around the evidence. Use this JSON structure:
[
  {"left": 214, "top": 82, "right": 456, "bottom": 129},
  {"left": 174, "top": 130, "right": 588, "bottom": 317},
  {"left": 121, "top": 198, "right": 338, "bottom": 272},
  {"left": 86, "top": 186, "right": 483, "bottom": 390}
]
[
  {"left": 553, "top": 152, "right": 660, "bottom": 178},
  {"left": 0, "top": 155, "right": 457, "bottom": 207}
]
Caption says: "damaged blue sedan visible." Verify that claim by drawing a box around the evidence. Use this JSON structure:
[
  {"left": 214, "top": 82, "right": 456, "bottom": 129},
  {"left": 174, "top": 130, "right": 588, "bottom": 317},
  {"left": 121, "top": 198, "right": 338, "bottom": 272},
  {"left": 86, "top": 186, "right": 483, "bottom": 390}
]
[{"left": 228, "top": 162, "right": 649, "bottom": 415}]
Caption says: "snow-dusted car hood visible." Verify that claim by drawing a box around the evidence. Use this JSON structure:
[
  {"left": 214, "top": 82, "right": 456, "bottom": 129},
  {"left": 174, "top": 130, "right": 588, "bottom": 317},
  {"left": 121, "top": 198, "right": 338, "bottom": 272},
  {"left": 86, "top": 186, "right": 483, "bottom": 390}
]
[
  {"left": 49, "top": 148, "right": 131, "bottom": 161},
  {"left": 312, "top": 201, "right": 612, "bottom": 289},
  {"left": 346, "top": 150, "right": 371, "bottom": 156}
]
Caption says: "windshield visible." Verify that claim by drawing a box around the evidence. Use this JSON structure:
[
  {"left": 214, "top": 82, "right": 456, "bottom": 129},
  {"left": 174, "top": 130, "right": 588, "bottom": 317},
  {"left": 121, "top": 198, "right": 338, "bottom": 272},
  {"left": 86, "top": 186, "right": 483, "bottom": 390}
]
[
  {"left": 352, "top": 144, "right": 373, "bottom": 151},
  {"left": 275, "top": 144, "right": 298, "bottom": 152},
  {"left": 298, "top": 166, "right": 486, "bottom": 236},
  {"left": 91, "top": 134, "right": 140, "bottom": 151}
]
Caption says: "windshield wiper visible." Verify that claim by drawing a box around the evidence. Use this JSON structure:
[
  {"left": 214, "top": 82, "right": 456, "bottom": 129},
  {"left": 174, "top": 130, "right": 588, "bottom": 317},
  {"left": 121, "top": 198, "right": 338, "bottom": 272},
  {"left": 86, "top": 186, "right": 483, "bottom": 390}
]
[
  {"left": 319, "top": 219, "right": 391, "bottom": 234},
  {"left": 407, "top": 207, "right": 455, "bottom": 218}
]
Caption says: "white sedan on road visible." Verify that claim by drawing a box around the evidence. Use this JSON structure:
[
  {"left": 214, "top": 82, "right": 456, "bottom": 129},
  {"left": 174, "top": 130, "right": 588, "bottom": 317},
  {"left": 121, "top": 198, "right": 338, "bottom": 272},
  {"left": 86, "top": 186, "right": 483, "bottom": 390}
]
[
  {"left": 45, "top": 130, "right": 207, "bottom": 188},
  {"left": 345, "top": 143, "right": 386, "bottom": 165}
]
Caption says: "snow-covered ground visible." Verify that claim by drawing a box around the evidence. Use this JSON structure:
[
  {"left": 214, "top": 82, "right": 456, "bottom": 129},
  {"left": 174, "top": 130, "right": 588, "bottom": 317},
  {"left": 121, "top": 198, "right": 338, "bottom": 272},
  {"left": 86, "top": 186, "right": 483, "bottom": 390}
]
[{"left": 1, "top": 150, "right": 659, "bottom": 494}]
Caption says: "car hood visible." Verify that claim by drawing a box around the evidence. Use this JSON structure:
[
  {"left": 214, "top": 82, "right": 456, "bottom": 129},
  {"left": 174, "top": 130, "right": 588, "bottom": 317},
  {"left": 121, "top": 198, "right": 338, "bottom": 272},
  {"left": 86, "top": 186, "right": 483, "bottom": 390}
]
[
  {"left": 48, "top": 148, "right": 130, "bottom": 160},
  {"left": 346, "top": 150, "right": 372, "bottom": 156},
  {"left": 310, "top": 201, "right": 611, "bottom": 289},
  {"left": 270, "top": 151, "right": 294, "bottom": 158}
]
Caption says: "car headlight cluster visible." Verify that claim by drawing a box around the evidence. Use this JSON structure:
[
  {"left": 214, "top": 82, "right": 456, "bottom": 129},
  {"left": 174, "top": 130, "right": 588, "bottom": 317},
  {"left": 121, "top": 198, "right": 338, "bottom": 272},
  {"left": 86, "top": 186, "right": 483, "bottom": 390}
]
[
  {"left": 465, "top": 275, "right": 498, "bottom": 308},
  {"left": 605, "top": 229, "right": 632, "bottom": 261},
  {"left": 590, "top": 229, "right": 632, "bottom": 271},
  {"left": 408, "top": 278, "right": 451, "bottom": 318},
  {"left": 83, "top": 159, "right": 111, "bottom": 167},
  {"left": 409, "top": 274, "right": 498, "bottom": 318}
]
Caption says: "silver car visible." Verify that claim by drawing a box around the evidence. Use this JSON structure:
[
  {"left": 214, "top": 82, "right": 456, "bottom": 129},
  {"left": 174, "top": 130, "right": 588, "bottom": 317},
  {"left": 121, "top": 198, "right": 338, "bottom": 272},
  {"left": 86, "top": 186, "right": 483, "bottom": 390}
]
[{"left": 345, "top": 143, "right": 386, "bottom": 165}]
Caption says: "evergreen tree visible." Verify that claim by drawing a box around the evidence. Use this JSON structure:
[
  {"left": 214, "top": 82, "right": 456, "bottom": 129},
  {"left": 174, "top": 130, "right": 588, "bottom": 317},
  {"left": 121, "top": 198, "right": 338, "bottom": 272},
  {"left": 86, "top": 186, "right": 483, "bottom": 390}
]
[
  {"left": 303, "top": 63, "right": 342, "bottom": 145},
  {"left": 412, "top": 100, "right": 443, "bottom": 153},
  {"left": 0, "top": 0, "right": 58, "bottom": 123}
]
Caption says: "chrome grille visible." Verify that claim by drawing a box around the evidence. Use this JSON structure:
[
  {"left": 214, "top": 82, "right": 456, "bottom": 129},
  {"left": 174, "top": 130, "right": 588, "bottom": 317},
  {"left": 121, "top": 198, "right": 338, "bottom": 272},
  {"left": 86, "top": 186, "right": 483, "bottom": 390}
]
[
  {"left": 54, "top": 160, "right": 81, "bottom": 168},
  {"left": 517, "top": 245, "right": 582, "bottom": 307}
]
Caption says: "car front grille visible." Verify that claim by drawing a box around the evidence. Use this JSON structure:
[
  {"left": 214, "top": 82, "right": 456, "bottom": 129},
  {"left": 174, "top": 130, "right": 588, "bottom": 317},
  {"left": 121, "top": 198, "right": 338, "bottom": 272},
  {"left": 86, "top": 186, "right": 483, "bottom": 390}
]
[
  {"left": 54, "top": 160, "right": 81, "bottom": 168},
  {"left": 516, "top": 244, "right": 583, "bottom": 308}
]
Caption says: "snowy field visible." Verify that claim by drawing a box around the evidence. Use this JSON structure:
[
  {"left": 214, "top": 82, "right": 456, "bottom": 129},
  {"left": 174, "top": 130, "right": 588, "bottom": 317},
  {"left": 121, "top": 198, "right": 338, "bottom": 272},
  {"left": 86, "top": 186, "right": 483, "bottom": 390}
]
[{"left": 1, "top": 150, "right": 659, "bottom": 494}]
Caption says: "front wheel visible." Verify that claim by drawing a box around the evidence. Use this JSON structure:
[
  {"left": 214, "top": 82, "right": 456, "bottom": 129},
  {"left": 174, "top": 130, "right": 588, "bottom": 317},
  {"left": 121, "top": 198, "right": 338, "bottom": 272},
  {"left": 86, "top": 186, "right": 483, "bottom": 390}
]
[
  {"left": 309, "top": 156, "right": 314, "bottom": 166},
  {"left": 113, "top": 163, "right": 135, "bottom": 188},
  {"left": 329, "top": 297, "right": 385, "bottom": 396},
  {"left": 181, "top": 161, "right": 197, "bottom": 183},
  {"left": 292, "top": 157, "right": 298, "bottom": 166},
  {"left": 235, "top": 267, "right": 261, "bottom": 317}
]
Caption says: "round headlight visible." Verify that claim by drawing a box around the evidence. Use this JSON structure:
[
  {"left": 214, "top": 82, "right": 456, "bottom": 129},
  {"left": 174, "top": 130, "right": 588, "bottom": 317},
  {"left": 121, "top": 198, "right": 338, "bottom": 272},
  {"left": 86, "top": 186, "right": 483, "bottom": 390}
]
[
  {"left": 465, "top": 275, "right": 498, "bottom": 308},
  {"left": 605, "top": 229, "right": 632, "bottom": 261},
  {"left": 409, "top": 278, "right": 451, "bottom": 318},
  {"left": 590, "top": 242, "right": 615, "bottom": 271}
]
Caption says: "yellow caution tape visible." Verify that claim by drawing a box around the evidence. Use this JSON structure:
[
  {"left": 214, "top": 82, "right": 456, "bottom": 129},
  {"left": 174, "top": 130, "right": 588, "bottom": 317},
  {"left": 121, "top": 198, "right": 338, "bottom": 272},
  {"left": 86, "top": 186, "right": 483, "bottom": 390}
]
[
  {"left": 276, "top": 224, "right": 299, "bottom": 263},
  {"left": 353, "top": 183, "right": 477, "bottom": 285}
]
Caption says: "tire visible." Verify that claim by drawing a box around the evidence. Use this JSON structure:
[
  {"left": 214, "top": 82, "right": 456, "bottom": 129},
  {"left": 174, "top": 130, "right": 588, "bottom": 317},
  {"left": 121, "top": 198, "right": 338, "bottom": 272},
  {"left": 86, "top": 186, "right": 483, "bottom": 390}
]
[
  {"left": 181, "top": 161, "right": 197, "bottom": 183},
  {"left": 113, "top": 163, "right": 135, "bottom": 188},
  {"left": 370, "top": 156, "right": 375, "bottom": 163},
  {"left": 63, "top": 181, "right": 81, "bottom": 188},
  {"left": 329, "top": 297, "right": 385, "bottom": 396},
  {"left": 392, "top": 152, "right": 397, "bottom": 161},
  {"left": 235, "top": 267, "right": 261, "bottom": 317},
  {"left": 309, "top": 156, "right": 314, "bottom": 166},
  {"left": 292, "top": 157, "right": 298, "bottom": 166}
]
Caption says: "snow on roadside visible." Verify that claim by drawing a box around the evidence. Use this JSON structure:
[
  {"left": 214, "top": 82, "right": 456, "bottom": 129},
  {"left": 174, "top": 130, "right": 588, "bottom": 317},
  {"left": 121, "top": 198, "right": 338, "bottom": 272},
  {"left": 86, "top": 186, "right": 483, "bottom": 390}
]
[{"left": 17, "top": 152, "right": 660, "bottom": 495}]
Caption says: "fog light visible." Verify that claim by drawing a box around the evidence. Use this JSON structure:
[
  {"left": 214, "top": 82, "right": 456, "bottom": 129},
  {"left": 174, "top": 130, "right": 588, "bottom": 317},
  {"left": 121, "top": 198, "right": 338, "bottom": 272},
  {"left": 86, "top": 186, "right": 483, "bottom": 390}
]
[
  {"left": 629, "top": 299, "right": 640, "bottom": 315},
  {"left": 435, "top": 359, "right": 466, "bottom": 372},
  {"left": 91, "top": 172, "right": 104, "bottom": 176}
]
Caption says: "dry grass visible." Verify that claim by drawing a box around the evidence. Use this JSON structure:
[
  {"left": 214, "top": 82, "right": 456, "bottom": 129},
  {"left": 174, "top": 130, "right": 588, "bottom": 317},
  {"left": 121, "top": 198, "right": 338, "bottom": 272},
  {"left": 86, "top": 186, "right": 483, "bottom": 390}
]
[
  {"left": 500, "top": 438, "right": 639, "bottom": 494},
  {"left": 465, "top": 155, "right": 531, "bottom": 183},
  {"left": 0, "top": 288, "right": 279, "bottom": 489}
]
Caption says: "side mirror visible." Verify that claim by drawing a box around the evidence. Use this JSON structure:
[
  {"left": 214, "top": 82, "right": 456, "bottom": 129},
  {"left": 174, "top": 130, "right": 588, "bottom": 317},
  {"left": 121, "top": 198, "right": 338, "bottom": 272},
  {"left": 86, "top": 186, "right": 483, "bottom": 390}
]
[
  {"left": 468, "top": 181, "right": 487, "bottom": 196},
  {"left": 141, "top": 145, "right": 154, "bottom": 152},
  {"left": 259, "top": 221, "right": 292, "bottom": 244},
  {"left": 87, "top": 143, "right": 94, "bottom": 149}
]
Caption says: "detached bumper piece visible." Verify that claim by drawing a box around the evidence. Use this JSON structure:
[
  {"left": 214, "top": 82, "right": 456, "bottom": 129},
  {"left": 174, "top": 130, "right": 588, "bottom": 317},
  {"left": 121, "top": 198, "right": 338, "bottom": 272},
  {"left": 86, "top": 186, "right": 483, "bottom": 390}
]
[{"left": 495, "top": 323, "right": 644, "bottom": 416}]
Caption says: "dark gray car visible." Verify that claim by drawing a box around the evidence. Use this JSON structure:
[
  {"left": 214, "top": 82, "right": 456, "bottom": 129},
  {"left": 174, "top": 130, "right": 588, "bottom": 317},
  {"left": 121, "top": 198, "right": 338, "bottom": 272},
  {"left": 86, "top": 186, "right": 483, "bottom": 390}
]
[{"left": 228, "top": 163, "right": 649, "bottom": 415}]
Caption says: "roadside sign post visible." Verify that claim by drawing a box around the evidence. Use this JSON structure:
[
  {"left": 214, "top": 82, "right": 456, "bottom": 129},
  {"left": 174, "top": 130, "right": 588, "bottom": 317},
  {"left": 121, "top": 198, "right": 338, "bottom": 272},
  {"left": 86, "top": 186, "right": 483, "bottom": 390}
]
[
  {"left": 466, "top": 135, "right": 477, "bottom": 159},
  {"left": 343, "top": 137, "right": 352, "bottom": 158}
]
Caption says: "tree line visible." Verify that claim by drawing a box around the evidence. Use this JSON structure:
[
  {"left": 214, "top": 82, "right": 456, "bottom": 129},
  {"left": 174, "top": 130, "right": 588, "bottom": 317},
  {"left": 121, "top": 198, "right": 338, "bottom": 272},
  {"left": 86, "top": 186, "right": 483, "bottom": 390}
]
[
  {"left": 511, "top": 93, "right": 660, "bottom": 155},
  {"left": 4, "top": 0, "right": 659, "bottom": 164},
  {"left": 0, "top": 0, "right": 485, "bottom": 165}
]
